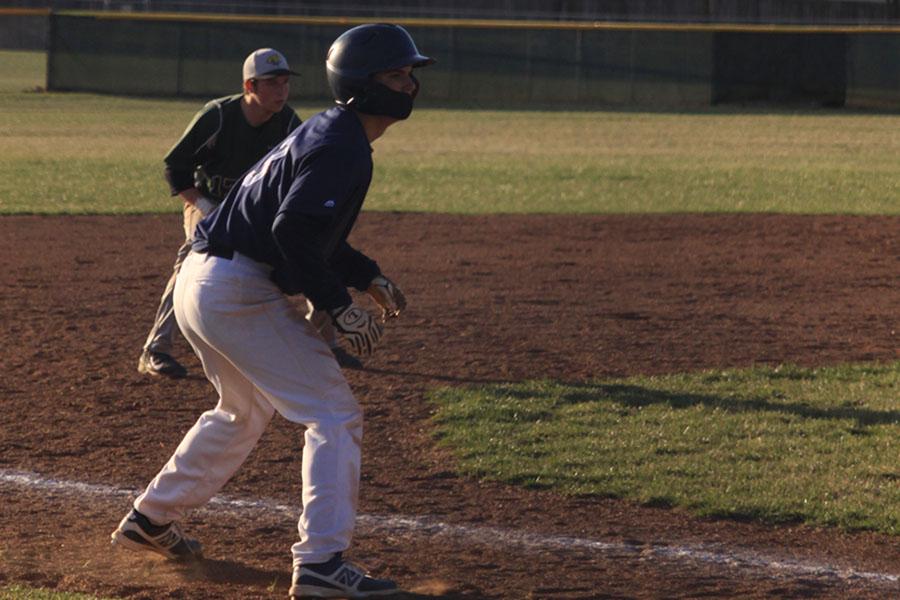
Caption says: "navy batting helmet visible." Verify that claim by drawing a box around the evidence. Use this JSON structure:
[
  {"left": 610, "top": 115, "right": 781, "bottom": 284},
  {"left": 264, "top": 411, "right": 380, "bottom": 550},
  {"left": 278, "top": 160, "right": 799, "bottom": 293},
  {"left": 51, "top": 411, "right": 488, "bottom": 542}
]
[{"left": 326, "top": 24, "right": 434, "bottom": 120}]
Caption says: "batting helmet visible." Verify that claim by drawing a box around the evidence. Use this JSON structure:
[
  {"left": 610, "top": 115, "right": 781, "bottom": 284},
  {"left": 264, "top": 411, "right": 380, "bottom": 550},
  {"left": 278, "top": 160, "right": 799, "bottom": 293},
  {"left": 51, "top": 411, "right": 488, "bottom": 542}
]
[{"left": 326, "top": 24, "right": 435, "bottom": 120}]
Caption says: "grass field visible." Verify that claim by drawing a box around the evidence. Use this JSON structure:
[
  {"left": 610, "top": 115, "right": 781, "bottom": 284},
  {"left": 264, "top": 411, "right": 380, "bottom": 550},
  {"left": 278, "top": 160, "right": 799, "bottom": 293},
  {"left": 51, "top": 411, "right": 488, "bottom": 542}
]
[
  {"left": 0, "top": 49, "right": 45, "bottom": 94},
  {"left": 431, "top": 362, "right": 900, "bottom": 533},
  {"left": 1, "top": 50, "right": 898, "bottom": 215},
  {"left": 0, "top": 586, "right": 112, "bottom": 600}
]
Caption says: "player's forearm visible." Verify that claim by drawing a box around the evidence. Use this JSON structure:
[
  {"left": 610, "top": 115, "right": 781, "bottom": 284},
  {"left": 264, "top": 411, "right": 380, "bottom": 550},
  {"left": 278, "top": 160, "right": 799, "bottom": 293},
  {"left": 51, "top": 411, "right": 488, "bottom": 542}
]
[
  {"left": 271, "top": 212, "right": 352, "bottom": 309},
  {"left": 331, "top": 241, "right": 381, "bottom": 291},
  {"left": 164, "top": 164, "right": 196, "bottom": 198}
]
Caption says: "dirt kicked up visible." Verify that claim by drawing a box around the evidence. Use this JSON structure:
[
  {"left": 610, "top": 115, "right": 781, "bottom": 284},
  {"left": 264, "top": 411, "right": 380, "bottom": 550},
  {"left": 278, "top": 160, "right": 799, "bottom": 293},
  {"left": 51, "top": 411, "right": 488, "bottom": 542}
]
[{"left": 0, "top": 213, "right": 898, "bottom": 599}]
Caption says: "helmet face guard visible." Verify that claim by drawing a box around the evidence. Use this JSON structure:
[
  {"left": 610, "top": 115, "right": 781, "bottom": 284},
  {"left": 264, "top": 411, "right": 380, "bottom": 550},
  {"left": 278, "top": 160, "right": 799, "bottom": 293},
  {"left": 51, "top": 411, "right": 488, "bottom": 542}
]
[
  {"left": 326, "top": 24, "right": 434, "bottom": 119},
  {"left": 351, "top": 74, "right": 420, "bottom": 120}
]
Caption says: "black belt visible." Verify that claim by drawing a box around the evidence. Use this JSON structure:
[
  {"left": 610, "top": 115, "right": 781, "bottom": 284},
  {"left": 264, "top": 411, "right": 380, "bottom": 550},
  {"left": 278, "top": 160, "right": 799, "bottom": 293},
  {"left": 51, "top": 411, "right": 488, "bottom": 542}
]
[{"left": 205, "top": 247, "right": 234, "bottom": 260}]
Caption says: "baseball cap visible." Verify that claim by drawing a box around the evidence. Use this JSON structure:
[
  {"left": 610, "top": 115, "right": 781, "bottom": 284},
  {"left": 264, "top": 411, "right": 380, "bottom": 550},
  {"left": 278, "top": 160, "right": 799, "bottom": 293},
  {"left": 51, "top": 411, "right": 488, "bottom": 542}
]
[{"left": 242, "top": 48, "right": 299, "bottom": 81}]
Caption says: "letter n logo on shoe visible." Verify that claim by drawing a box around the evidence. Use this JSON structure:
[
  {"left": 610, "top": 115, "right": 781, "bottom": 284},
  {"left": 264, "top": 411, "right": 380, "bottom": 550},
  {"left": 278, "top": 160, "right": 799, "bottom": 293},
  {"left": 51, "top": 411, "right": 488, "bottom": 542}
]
[
  {"left": 335, "top": 567, "right": 362, "bottom": 587},
  {"left": 157, "top": 530, "right": 179, "bottom": 549}
]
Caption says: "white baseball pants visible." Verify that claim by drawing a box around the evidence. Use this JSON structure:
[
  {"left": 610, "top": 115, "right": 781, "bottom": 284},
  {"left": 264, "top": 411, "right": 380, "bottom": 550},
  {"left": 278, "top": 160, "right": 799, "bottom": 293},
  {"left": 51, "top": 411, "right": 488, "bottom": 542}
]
[{"left": 134, "top": 250, "right": 362, "bottom": 567}]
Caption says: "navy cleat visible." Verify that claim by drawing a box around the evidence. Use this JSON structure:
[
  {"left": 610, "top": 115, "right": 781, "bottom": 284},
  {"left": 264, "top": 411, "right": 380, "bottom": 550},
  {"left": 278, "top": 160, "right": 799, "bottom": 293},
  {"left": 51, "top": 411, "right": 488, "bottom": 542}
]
[
  {"left": 331, "top": 346, "right": 364, "bottom": 370},
  {"left": 111, "top": 508, "right": 202, "bottom": 561},
  {"left": 290, "top": 553, "right": 397, "bottom": 598}
]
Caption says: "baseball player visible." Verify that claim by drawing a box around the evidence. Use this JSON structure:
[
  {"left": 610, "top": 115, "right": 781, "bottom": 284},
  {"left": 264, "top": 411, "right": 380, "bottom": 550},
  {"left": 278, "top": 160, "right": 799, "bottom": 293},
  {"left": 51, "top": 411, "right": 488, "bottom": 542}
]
[
  {"left": 112, "top": 24, "right": 432, "bottom": 599},
  {"left": 137, "top": 47, "right": 305, "bottom": 378}
]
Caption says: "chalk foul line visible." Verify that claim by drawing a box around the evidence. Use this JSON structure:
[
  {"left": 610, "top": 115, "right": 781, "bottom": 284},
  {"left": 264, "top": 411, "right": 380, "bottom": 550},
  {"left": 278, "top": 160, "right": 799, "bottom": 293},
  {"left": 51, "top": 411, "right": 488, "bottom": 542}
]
[{"left": 1, "top": 468, "right": 897, "bottom": 588}]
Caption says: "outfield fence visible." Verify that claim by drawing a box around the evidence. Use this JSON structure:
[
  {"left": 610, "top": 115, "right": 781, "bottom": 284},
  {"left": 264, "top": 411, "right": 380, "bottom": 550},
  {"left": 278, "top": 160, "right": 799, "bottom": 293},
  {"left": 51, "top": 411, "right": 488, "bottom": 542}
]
[
  {"left": 7, "top": 9, "right": 899, "bottom": 109},
  {"left": 0, "top": 8, "right": 49, "bottom": 49},
  {"left": 4, "top": 0, "right": 900, "bottom": 24}
]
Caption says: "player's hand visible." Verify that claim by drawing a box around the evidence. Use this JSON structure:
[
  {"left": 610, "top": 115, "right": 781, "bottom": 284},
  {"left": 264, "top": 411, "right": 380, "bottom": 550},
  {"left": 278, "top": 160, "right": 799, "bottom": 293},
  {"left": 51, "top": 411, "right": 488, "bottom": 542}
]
[
  {"left": 329, "top": 303, "right": 384, "bottom": 356},
  {"left": 193, "top": 196, "right": 217, "bottom": 217},
  {"left": 367, "top": 275, "right": 407, "bottom": 321}
]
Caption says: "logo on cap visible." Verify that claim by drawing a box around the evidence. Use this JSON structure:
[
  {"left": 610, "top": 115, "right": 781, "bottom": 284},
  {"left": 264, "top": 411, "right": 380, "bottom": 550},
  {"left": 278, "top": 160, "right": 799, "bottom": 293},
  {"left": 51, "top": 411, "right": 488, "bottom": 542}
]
[{"left": 243, "top": 47, "right": 296, "bottom": 81}]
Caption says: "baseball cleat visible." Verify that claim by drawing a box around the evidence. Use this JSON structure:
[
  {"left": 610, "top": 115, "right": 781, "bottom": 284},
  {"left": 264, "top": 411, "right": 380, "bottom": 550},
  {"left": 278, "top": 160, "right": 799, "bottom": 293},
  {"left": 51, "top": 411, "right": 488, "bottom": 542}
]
[
  {"left": 138, "top": 350, "right": 187, "bottom": 378},
  {"left": 290, "top": 553, "right": 397, "bottom": 598},
  {"left": 331, "top": 346, "right": 364, "bottom": 370},
  {"left": 111, "top": 508, "right": 202, "bottom": 561}
]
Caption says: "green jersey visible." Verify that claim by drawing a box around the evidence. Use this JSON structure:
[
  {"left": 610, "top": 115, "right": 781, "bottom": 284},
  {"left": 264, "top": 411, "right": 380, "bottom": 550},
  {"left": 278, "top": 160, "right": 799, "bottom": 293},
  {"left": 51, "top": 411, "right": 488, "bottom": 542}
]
[{"left": 163, "top": 94, "right": 301, "bottom": 203}]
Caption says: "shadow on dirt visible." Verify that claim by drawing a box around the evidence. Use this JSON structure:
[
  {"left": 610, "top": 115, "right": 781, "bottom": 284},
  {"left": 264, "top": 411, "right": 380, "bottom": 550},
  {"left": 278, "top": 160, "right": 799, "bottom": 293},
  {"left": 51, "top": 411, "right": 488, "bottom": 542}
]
[
  {"left": 362, "top": 366, "right": 511, "bottom": 386},
  {"left": 175, "top": 557, "right": 284, "bottom": 587},
  {"left": 173, "top": 560, "right": 478, "bottom": 598}
]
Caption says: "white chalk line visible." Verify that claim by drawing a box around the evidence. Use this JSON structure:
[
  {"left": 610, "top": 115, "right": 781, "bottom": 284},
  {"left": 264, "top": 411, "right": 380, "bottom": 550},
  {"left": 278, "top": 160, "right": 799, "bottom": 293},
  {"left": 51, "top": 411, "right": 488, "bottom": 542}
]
[{"left": 1, "top": 469, "right": 898, "bottom": 588}]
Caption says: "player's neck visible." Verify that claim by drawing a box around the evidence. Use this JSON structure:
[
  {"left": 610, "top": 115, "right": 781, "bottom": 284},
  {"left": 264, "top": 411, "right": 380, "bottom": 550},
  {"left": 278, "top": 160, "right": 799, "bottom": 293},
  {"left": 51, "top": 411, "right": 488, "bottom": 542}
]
[
  {"left": 355, "top": 112, "right": 398, "bottom": 143},
  {"left": 240, "top": 96, "right": 275, "bottom": 127}
]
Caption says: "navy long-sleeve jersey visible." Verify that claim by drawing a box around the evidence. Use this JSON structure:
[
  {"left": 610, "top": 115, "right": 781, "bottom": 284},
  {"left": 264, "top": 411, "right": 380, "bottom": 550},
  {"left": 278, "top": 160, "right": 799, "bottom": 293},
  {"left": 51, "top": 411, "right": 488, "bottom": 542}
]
[{"left": 193, "top": 106, "right": 381, "bottom": 311}]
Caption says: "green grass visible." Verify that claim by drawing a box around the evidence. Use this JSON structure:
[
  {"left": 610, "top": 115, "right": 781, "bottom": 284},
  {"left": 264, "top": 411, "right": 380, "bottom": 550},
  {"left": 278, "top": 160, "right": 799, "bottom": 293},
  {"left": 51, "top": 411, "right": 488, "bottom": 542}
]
[
  {"left": 0, "top": 586, "right": 108, "bottom": 600},
  {"left": 0, "top": 50, "right": 45, "bottom": 93},
  {"left": 0, "top": 91, "right": 262, "bottom": 213},
  {"left": 430, "top": 362, "right": 900, "bottom": 533},
  {"left": 1, "top": 50, "right": 899, "bottom": 215},
  {"left": 373, "top": 109, "right": 900, "bottom": 215}
]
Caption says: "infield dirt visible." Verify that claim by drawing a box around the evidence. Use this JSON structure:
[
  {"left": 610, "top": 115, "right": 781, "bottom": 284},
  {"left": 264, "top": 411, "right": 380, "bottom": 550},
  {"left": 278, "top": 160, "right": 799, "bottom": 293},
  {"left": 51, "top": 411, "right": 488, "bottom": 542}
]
[{"left": 1, "top": 213, "right": 898, "bottom": 599}]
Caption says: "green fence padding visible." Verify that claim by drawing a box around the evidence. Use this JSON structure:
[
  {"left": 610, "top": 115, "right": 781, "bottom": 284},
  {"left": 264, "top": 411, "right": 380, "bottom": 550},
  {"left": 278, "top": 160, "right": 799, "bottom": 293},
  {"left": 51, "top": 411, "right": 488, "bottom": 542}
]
[
  {"left": 712, "top": 32, "right": 848, "bottom": 106},
  {"left": 846, "top": 34, "right": 900, "bottom": 109},
  {"left": 45, "top": 12, "right": 900, "bottom": 109},
  {"left": 0, "top": 14, "right": 47, "bottom": 50},
  {"left": 48, "top": 15, "right": 349, "bottom": 97},
  {"left": 47, "top": 13, "right": 717, "bottom": 108}
]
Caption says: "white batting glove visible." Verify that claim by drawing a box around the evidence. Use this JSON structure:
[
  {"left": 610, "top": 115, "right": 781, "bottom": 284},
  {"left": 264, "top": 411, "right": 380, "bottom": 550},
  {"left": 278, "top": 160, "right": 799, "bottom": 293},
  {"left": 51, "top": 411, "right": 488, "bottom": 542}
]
[
  {"left": 193, "top": 196, "right": 217, "bottom": 217},
  {"left": 367, "top": 275, "right": 407, "bottom": 321},
  {"left": 329, "top": 303, "right": 384, "bottom": 356}
]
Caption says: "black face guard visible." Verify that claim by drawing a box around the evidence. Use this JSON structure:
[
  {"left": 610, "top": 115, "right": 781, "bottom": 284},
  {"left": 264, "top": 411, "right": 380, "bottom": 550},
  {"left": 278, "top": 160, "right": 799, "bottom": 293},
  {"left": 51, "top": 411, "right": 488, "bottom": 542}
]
[{"left": 353, "top": 74, "right": 421, "bottom": 120}]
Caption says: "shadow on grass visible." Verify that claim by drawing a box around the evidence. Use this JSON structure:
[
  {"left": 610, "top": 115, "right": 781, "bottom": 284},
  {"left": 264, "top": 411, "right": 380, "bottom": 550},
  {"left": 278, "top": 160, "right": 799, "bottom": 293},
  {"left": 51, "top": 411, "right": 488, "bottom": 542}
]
[{"left": 494, "top": 382, "right": 900, "bottom": 427}]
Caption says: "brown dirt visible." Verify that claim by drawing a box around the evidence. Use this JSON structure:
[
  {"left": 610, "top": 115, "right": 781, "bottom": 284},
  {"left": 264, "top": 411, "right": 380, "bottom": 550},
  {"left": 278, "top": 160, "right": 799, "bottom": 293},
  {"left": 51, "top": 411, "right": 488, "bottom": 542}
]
[{"left": 0, "top": 213, "right": 898, "bottom": 599}]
